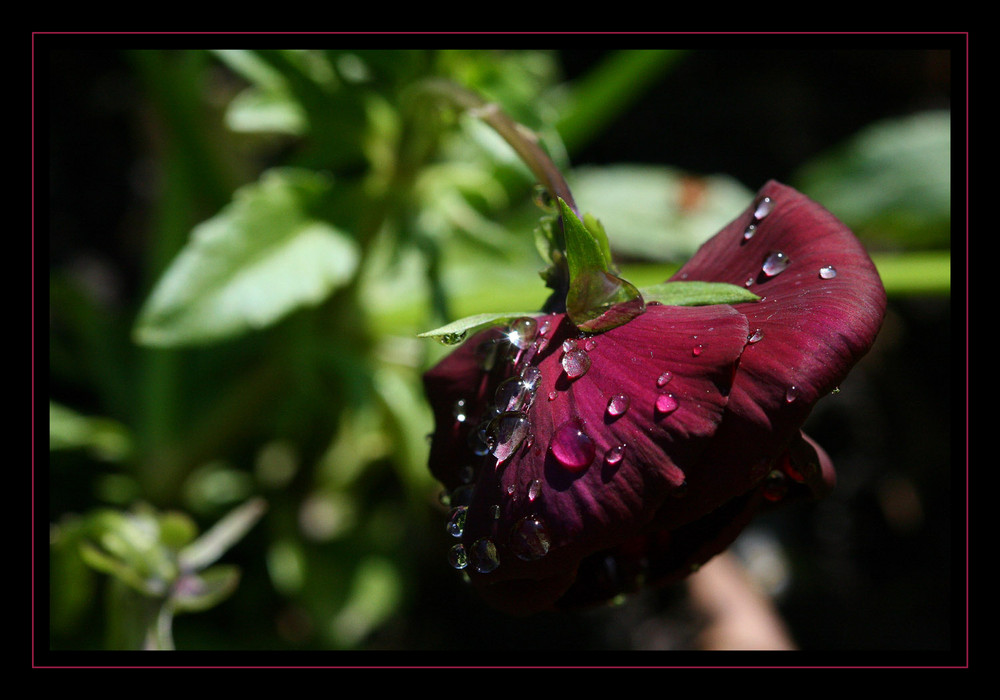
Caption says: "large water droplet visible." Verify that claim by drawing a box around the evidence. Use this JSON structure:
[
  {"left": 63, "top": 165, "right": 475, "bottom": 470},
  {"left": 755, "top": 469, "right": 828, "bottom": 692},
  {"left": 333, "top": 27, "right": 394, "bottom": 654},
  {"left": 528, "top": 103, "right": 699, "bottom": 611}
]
[
  {"left": 656, "top": 393, "right": 679, "bottom": 415},
  {"left": 439, "top": 331, "right": 467, "bottom": 346},
  {"left": 819, "top": 265, "right": 837, "bottom": 279},
  {"left": 606, "top": 393, "right": 631, "bottom": 417},
  {"left": 762, "top": 251, "right": 790, "bottom": 277},
  {"left": 446, "top": 506, "right": 467, "bottom": 537},
  {"left": 468, "top": 423, "right": 492, "bottom": 456},
  {"left": 489, "top": 412, "right": 531, "bottom": 465},
  {"left": 472, "top": 537, "right": 500, "bottom": 573},
  {"left": 509, "top": 516, "right": 551, "bottom": 561},
  {"left": 550, "top": 420, "right": 596, "bottom": 472},
  {"left": 448, "top": 543, "right": 468, "bottom": 569},
  {"left": 754, "top": 196, "right": 773, "bottom": 220},
  {"left": 494, "top": 376, "right": 535, "bottom": 413},
  {"left": 508, "top": 317, "right": 539, "bottom": 350},
  {"left": 561, "top": 348, "right": 591, "bottom": 379}
]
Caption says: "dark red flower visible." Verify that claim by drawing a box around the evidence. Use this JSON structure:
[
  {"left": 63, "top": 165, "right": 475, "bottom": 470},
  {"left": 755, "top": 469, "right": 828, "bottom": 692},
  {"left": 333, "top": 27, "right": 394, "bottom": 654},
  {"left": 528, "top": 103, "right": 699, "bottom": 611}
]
[{"left": 424, "top": 180, "right": 886, "bottom": 615}]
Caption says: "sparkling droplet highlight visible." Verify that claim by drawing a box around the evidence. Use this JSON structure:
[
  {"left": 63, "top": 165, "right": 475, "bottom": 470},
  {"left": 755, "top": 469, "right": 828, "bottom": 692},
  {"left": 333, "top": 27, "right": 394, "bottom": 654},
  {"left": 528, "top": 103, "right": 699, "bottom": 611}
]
[
  {"left": 754, "top": 196, "right": 773, "bottom": 220},
  {"left": 819, "top": 265, "right": 837, "bottom": 279}
]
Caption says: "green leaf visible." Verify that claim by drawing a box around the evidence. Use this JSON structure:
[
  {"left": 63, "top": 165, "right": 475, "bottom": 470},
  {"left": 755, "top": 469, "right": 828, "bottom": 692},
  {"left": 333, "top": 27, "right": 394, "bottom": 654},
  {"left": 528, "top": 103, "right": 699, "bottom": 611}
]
[
  {"left": 417, "top": 311, "right": 541, "bottom": 345},
  {"left": 640, "top": 281, "right": 762, "bottom": 307},
  {"left": 133, "top": 168, "right": 359, "bottom": 347},
  {"left": 49, "top": 402, "right": 132, "bottom": 461}
]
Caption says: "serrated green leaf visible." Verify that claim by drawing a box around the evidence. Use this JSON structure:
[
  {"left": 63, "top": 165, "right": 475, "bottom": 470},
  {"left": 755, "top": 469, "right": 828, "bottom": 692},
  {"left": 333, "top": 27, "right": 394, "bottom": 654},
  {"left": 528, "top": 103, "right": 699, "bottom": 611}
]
[
  {"left": 417, "top": 311, "right": 541, "bottom": 345},
  {"left": 133, "top": 168, "right": 359, "bottom": 347},
  {"left": 640, "top": 281, "right": 761, "bottom": 307}
]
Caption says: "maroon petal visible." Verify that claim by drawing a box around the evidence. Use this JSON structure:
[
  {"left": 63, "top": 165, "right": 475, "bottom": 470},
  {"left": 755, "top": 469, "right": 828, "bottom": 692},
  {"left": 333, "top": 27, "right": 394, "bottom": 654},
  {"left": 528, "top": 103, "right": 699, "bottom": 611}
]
[{"left": 423, "top": 180, "right": 886, "bottom": 614}]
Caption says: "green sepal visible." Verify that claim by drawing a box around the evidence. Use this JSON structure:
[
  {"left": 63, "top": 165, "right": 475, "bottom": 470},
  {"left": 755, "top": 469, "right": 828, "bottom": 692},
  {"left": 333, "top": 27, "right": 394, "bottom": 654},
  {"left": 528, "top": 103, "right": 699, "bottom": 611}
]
[
  {"left": 418, "top": 311, "right": 541, "bottom": 345},
  {"left": 640, "top": 280, "right": 762, "bottom": 306},
  {"left": 560, "top": 198, "right": 645, "bottom": 333}
]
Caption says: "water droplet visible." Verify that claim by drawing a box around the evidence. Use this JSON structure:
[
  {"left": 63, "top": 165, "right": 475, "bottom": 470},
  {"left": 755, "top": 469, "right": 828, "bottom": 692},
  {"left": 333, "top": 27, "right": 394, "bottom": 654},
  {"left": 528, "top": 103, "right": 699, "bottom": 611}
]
[
  {"left": 562, "top": 339, "right": 578, "bottom": 353},
  {"left": 471, "top": 537, "right": 500, "bottom": 573},
  {"left": 605, "top": 444, "right": 626, "bottom": 465},
  {"left": 762, "top": 251, "right": 790, "bottom": 277},
  {"left": 528, "top": 478, "right": 542, "bottom": 501},
  {"left": 547, "top": 390, "right": 558, "bottom": 402},
  {"left": 754, "top": 196, "right": 773, "bottom": 220},
  {"left": 748, "top": 328, "right": 764, "bottom": 344},
  {"left": 449, "top": 484, "right": 474, "bottom": 508},
  {"left": 489, "top": 412, "right": 531, "bottom": 465},
  {"left": 656, "top": 393, "right": 679, "bottom": 415},
  {"left": 692, "top": 344, "right": 703, "bottom": 356},
  {"left": 549, "top": 420, "right": 595, "bottom": 472},
  {"left": 520, "top": 365, "right": 542, "bottom": 392},
  {"left": 745, "top": 275, "right": 755, "bottom": 287},
  {"left": 561, "top": 348, "right": 591, "bottom": 379},
  {"left": 656, "top": 371, "right": 673, "bottom": 387},
  {"left": 506, "top": 483, "right": 516, "bottom": 496},
  {"left": 584, "top": 338, "right": 598, "bottom": 351},
  {"left": 448, "top": 543, "right": 468, "bottom": 569},
  {"left": 468, "top": 424, "right": 492, "bottom": 456},
  {"left": 785, "top": 385, "right": 799, "bottom": 403},
  {"left": 509, "top": 516, "right": 551, "bottom": 561},
  {"left": 491, "top": 504, "right": 501, "bottom": 520},
  {"left": 606, "top": 393, "right": 631, "bottom": 417},
  {"left": 743, "top": 223, "right": 757, "bottom": 240},
  {"left": 446, "top": 506, "right": 467, "bottom": 537},
  {"left": 439, "top": 331, "right": 467, "bottom": 345},
  {"left": 508, "top": 317, "right": 539, "bottom": 350},
  {"left": 494, "top": 377, "right": 535, "bottom": 413},
  {"left": 452, "top": 399, "right": 468, "bottom": 423},
  {"left": 819, "top": 265, "right": 837, "bottom": 279},
  {"left": 538, "top": 319, "right": 552, "bottom": 337}
]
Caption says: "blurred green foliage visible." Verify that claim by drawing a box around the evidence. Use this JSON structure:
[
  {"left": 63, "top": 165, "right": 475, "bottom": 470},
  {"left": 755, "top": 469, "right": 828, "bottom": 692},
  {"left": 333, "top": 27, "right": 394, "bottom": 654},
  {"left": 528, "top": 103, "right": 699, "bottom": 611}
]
[{"left": 46, "top": 48, "right": 951, "bottom": 652}]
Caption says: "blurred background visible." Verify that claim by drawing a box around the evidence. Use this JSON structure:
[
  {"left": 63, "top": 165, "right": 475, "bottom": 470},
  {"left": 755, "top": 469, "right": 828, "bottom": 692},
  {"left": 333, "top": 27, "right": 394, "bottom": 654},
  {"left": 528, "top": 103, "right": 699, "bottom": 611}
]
[{"left": 42, "top": 42, "right": 961, "bottom": 659}]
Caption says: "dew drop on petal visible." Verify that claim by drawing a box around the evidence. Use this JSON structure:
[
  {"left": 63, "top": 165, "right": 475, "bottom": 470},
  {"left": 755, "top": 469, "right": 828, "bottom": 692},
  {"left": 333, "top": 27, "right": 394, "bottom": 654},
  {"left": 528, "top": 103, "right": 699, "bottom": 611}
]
[
  {"left": 692, "top": 344, "right": 703, "bottom": 357},
  {"left": 489, "top": 412, "right": 531, "bottom": 465},
  {"left": 754, "top": 196, "right": 773, "bottom": 220},
  {"left": 748, "top": 328, "right": 764, "bottom": 344},
  {"left": 584, "top": 338, "right": 598, "bottom": 351},
  {"left": 656, "top": 392, "right": 679, "bottom": 415},
  {"left": 562, "top": 338, "right": 578, "bottom": 353},
  {"left": 547, "top": 390, "right": 558, "bottom": 402},
  {"left": 606, "top": 393, "right": 631, "bottom": 417},
  {"left": 520, "top": 365, "right": 542, "bottom": 391},
  {"left": 528, "top": 478, "right": 542, "bottom": 502},
  {"left": 448, "top": 543, "right": 468, "bottom": 569},
  {"left": 561, "top": 348, "right": 591, "bottom": 379},
  {"left": 549, "top": 420, "right": 596, "bottom": 472},
  {"left": 745, "top": 275, "right": 755, "bottom": 288},
  {"left": 762, "top": 251, "right": 790, "bottom": 277},
  {"left": 785, "top": 385, "right": 799, "bottom": 403},
  {"left": 657, "top": 371, "right": 673, "bottom": 387},
  {"left": 819, "top": 265, "right": 838, "bottom": 279},
  {"left": 509, "top": 516, "right": 551, "bottom": 561},
  {"left": 604, "top": 444, "right": 626, "bottom": 465},
  {"left": 494, "top": 376, "right": 535, "bottom": 413},
  {"left": 472, "top": 537, "right": 500, "bottom": 573},
  {"left": 452, "top": 399, "right": 468, "bottom": 423},
  {"left": 743, "top": 223, "right": 757, "bottom": 240},
  {"left": 508, "top": 317, "right": 539, "bottom": 349},
  {"left": 446, "top": 506, "right": 467, "bottom": 537}
]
